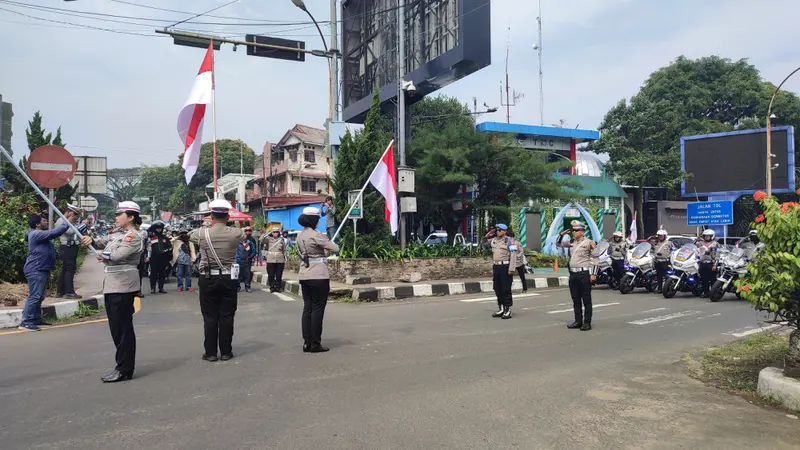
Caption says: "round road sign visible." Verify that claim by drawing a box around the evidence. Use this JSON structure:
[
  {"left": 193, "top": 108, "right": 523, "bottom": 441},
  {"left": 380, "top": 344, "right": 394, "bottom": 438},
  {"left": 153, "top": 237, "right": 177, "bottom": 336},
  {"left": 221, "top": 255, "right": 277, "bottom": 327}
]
[
  {"left": 26, "top": 145, "right": 77, "bottom": 189},
  {"left": 78, "top": 196, "right": 99, "bottom": 212}
]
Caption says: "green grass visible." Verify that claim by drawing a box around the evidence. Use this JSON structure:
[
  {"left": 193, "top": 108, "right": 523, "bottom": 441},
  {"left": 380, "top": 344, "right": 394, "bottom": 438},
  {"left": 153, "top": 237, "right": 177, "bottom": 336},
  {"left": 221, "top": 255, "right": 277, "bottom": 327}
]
[
  {"left": 50, "top": 304, "right": 105, "bottom": 324},
  {"left": 686, "top": 332, "right": 788, "bottom": 395}
]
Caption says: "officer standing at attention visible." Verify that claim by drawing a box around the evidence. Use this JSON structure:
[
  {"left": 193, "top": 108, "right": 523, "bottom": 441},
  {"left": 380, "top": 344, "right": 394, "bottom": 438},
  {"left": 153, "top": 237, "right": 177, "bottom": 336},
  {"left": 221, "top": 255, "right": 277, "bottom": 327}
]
[
  {"left": 558, "top": 220, "right": 596, "bottom": 331},
  {"left": 189, "top": 199, "right": 245, "bottom": 362},
  {"left": 297, "top": 207, "right": 339, "bottom": 353},
  {"left": 652, "top": 229, "right": 671, "bottom": 293},
  {"left": 483, "top": 224, "right": 517, "bottom": 320},
  {"left": 608, "top": 231, "right": 627, "bottom": 285},
  {"left": 147, "top": 222, "right": 172, "bottom": 294},
  {"left": 83, "top": 201, "right": 143, "bottom": 383}
]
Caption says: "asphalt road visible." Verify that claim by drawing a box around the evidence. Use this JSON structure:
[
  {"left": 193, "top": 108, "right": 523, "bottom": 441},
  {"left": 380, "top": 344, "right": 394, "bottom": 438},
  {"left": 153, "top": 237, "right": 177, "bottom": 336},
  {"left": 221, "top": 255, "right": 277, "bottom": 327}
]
[{"left": 0, "top": 282, "right": 797, "bottom": 450}]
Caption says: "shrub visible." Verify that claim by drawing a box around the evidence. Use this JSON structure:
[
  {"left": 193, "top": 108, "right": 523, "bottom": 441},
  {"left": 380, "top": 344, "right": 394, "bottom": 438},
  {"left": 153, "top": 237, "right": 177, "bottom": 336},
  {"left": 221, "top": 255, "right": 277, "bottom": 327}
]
[
  {"left": 0, "top": 194, "right": 40, "bottom": 282},
  {"left": 736, "top": 191, "right": 800, "bottom": 376}
]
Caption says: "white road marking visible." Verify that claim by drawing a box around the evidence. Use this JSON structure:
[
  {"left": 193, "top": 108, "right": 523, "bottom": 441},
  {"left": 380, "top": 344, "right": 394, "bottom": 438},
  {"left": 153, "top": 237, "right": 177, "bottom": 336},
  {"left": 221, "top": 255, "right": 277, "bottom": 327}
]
[
  {"left": 460, "top": 293, "right": 540, "bottom": 303},
  {"left": 547, "top": 302, "right": 620, "bottom": 314},
  {"left": 521, "top": 302, "right": 570, "bottom": 311},
  {"left": 726, "top": 324, "right": 782, "bottom": 337},
  {"left": 628, "top": 310, "right": 702, "bottom": 325},
  {"left": 260, "top": 289, "right": 296, "bottom": 301}
]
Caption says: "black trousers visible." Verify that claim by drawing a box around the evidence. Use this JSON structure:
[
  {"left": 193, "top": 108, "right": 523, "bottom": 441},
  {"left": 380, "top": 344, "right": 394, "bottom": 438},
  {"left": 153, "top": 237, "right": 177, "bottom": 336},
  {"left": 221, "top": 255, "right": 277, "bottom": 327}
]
[
  {"left": 698, "top": 262, "right": 715, "bottom": 295},
  {"left": 57, "top": 245, "right": 79, "bottom": 295},
  {"left": 568, "top": 271, "right": 592, "bottom": 323},
  {"left": 516, "top": 265, "right": 528, "bottom": 291},
  {"left": 149, "top": 254, "right": 168, "bottom": 290},
  {"left": 300, "top": 279, "right": 330, "bottom": 346},
  {"left": 105, "top": 292, "right": 136, "bottom": 373},
  {"left": 492, "top": 264, "right": 513, "bottom": 307},
  {"left": 238, "top": 263, "right": 252, "bottom": 289},
  {"left": 655, "top": 260, "right": 670, "bottom": 291},
  {"left": 267, "top": 263, "right": 285, "bottom": 291},
  {"left": 611, "top": 259, "right": 625, "bottom": 282},
  {"left": 198, "top": 276, "right": 238, "bottom": 356}
]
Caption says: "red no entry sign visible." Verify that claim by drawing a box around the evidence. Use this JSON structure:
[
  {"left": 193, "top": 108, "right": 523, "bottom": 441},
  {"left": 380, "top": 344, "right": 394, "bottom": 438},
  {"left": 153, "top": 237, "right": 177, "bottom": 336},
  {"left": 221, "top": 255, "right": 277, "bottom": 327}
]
[{"left": 26, "top": 145, "right": 77, "bottom": 189}]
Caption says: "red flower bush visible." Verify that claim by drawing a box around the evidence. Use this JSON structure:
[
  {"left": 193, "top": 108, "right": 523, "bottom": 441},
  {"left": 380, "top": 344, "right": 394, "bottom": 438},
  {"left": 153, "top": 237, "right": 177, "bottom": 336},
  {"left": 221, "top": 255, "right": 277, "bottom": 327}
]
[
  {"left": 753, "top": 190, "right": 768, "bottom": 201},
  {"left": 755, "top": 214, "right": 765, "bottom": 223}
]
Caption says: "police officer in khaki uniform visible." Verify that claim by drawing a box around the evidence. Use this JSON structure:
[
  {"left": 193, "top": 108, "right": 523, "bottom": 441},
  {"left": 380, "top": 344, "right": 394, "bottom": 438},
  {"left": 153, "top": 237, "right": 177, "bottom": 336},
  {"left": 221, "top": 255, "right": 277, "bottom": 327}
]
[
  {"left": 653, "top": 229, "right": 671, "bottom": 293},
  {"left": 297, "top": 207, "right": 339, "bottom": 353},
  {"left": 483, "top": 224, "right": 517, "bottom": 319},
  {"left": 608, "top": 231, "right": 627, "bottom": 285},
  {"left": 558, "top": 220, "right": 597, "bottom": 331},
  {"left": 84, "top": 201, "right": 143, "bottom": 383},
  {"left": 695, "top": 229, "right": 720, "bottom": 297},
  {"left": 189, "top": 199, "right": 245, "bottom": 362},
  {"left": 56, "top": 204, "right": 86, "bottom": 299},
  {"left": 261, "top": 226, "right": 287, "bottom": 292}
]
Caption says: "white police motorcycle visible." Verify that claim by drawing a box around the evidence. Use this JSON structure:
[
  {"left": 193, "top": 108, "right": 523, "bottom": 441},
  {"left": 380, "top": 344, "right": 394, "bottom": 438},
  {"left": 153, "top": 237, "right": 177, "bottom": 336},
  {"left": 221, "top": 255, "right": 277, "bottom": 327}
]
[
  {"left": 620, "top": 242, "right": 658, "bottom": 294},
  {"left": 663, "top": 243, "right": 703, "bottom": 298},
  {"left": 709, "top": 246, "right": 752, "bottom": 302},
  {"left": 592, "top": 241, "right": 617, "bottom": 289}
]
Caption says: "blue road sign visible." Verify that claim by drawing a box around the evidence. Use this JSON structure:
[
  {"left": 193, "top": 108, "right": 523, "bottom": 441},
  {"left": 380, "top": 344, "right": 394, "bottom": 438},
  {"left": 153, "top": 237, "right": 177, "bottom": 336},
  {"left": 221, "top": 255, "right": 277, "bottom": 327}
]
[{"left": 687, "top": 201, "right": 734, "bottom": 226}]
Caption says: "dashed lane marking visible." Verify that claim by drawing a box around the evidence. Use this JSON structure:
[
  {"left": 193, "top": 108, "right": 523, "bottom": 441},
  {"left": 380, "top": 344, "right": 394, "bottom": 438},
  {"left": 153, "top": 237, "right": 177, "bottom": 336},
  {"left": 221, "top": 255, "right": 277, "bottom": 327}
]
[
  {"left": 627, "top": 310, "right": 702, "bottom": 325},
  {"left": 260, "top": 289, "right": 297, "bottom": 301},
  {"left": 460, "top": 293, "right": 540, "bottom": 303},
  {"left": 547, "top": 302, "right": 620, "bottom": 314},
  {"left": 725, "top": 324, "right": 783, "bottom": 337}
]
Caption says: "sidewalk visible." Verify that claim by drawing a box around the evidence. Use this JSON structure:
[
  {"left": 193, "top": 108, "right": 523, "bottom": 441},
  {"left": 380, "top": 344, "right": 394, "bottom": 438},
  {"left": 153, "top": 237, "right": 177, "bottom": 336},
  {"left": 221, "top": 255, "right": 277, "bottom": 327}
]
[
  {"left": 0, "top": 257, "right": 106, "bottom": 328},
  {"left": 251, "top": 265, "right": 569, "bottom": 302}
]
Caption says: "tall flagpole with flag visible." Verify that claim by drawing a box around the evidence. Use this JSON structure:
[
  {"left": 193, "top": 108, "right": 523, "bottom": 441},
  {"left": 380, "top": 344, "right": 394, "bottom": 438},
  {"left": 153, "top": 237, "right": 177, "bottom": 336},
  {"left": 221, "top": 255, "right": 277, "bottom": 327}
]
[
  {"left": 331, "top": 140, "right": 398, "bottom": 242},
  {"left": 210, "top": 40, "right": 218, "bottom": 198},
  {"left": 177, "top": 41, "right": 215, "bottom": 190}
]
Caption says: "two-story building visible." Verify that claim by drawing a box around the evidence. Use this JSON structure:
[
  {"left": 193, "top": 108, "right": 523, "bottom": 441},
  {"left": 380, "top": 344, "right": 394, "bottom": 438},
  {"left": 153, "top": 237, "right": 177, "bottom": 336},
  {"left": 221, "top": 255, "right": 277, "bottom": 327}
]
[{"left": 259, "top": 124, "right": 329, "bottom": 196}]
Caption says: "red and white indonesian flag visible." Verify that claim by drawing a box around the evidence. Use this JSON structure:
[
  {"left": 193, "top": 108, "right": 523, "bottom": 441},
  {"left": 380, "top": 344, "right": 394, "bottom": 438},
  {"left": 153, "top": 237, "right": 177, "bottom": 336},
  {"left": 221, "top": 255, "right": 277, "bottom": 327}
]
[
  {"left": 177, "top": 42, "right": 214, "bottom": 184},
  {"left": 628, "top": 213, "right": 638, "bottom": 244},
  {"left": 368, "top": 141, "right": 398, "bottom": 234}
]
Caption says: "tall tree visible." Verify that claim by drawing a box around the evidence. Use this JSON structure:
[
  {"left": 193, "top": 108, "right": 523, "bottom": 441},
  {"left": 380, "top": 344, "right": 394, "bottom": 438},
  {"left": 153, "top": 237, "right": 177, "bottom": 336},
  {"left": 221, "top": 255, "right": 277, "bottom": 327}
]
[
  {"left": 107, "top": 168, "right": 142, "bottom": 202},
  {"left": 592, "top": 55, "right": 800, "bottom": 236}
]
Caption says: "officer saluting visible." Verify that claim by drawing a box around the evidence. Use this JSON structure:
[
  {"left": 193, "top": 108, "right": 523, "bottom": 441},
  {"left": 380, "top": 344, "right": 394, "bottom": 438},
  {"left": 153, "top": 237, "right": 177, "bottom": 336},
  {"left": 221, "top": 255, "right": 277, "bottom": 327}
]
[
  {"left": 557, "top": 220, "right": 597, "bottom": 331},
  {"left": 483, "top": 224, "right": 517, "bottom": 319},
  {"left": 83, "top": 201, "right": 143, "bottom": 383},
  {"left": 189, "top": 199, "right": 245, "bottom": 362},
  {"left": 608, "top": 231, "right": 627, "bottom": 286}
]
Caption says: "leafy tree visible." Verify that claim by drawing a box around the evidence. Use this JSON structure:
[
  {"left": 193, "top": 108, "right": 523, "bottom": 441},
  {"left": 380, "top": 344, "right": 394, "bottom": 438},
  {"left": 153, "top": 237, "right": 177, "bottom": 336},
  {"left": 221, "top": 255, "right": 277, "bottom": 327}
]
[
  {"left": 107, "top": 168, "right": 142, "bottom": 202},
  {"left": 592, "top": 55, "right": 800, "bottom": 236},
  {"left": 136, "top": 164, "right": 182, "bottom": 216}
]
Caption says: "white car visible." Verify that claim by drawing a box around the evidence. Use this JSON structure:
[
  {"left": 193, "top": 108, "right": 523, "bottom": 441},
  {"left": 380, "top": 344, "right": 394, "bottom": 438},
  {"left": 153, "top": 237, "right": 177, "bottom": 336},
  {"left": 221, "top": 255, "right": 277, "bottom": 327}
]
[{"left": 423, "top": 231, "right": 472, "bottom": 247}]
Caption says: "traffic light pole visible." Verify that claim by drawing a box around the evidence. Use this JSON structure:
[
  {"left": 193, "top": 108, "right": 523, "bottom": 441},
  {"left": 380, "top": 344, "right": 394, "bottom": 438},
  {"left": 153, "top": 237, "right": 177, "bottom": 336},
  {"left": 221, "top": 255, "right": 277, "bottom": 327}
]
[{"left": 154, "top": 29, "right": 334, "bottom": 58}]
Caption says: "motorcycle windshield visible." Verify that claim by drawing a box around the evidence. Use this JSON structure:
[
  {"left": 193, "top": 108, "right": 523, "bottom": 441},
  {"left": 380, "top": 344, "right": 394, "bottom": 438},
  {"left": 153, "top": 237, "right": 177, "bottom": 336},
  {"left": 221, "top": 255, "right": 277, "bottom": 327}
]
[
  {"left": 593, "top": 241, "right": 609, "bottom": 257},
  {"left": 631, "top": 242, "right": 651, "bottom": 259},
  {"left": 674, "top": 244, "right": 698, "bottom": 262}
]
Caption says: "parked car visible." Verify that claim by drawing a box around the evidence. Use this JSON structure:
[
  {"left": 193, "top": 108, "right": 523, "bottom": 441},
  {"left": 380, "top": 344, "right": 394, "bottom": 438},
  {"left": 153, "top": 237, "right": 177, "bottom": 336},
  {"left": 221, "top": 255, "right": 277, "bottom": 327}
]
[{"left": 423, "top": 231, "right": 471, "bottom": 247}]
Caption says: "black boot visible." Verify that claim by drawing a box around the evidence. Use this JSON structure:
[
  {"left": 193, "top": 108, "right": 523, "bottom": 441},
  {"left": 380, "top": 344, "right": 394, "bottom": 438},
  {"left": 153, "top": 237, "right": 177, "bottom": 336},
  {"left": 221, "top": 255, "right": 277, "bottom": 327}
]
[
  {"left": 567, "top": 320, "right": 583, "bottom": 329},
  {"left": 501, "top": 306, "right": 513, "bottom": 320},
  {"left": 492, "top": 304, "right": 504, "bottom": 318},
  {"left": 581, "top": 321, "right": 592, "bottom": 331},
  {"left": 101, "top": 369, "right": 133, "bottom": 383}
]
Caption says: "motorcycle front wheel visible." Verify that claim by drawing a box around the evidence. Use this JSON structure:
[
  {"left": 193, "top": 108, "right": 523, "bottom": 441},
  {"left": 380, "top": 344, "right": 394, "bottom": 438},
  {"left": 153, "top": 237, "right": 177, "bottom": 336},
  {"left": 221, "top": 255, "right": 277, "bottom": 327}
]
[
  {"left": 620, "top": 274, "right": 634, "bottom": 294},
  {"left": 710, "top": 280, "right": 725, "bottom": 302},
  {"left": 663, "top": 278, "right": 678, "bottom": 298}
]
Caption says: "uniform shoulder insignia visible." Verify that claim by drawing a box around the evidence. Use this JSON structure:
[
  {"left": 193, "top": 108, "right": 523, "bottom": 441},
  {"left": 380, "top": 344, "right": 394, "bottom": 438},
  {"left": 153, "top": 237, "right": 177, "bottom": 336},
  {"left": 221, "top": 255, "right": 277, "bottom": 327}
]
[{"left": 123, "top": 232, "right": 137, "bottom": 243}]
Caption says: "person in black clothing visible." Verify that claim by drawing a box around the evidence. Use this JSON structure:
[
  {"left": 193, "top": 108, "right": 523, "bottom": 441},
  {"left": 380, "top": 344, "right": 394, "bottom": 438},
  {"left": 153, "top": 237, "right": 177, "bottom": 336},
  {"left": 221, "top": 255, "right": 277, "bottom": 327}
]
[{"left": 147, "top": 222, "right": 172, "bottom": 294}]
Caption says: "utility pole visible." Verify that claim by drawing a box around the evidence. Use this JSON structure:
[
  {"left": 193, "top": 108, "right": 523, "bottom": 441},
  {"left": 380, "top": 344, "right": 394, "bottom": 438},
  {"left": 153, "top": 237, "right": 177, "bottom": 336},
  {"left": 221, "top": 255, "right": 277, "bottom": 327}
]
[
  {"left": 330, "top": 0, "right": 340, "bottom": 122},
  {"left": 397, "top": 0, "right": 407, "bottom": 249},
  {"left": 535, "top": 0, "right": 544, "bottom": 126}
]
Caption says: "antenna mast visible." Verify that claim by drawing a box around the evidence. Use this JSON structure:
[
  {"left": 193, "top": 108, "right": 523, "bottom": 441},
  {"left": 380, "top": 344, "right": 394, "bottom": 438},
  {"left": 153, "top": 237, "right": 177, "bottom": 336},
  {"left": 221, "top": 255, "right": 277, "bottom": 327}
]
[
  {"left": 500, "top": 27, "right": 523, "bottom": 123},
  {"left": 536, "top": 0, "right": 544, "bottom": 125}
]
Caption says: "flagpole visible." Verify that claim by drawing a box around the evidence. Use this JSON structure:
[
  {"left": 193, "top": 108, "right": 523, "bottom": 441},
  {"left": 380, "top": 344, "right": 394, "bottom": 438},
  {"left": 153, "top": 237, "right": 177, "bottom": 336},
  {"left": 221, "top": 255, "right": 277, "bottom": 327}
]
[
  {"left": 330, "top": 140, "right": 394, "bottom": 243},
  {"left": 210, "top": 40, "right": 219, "bottom": 199}
]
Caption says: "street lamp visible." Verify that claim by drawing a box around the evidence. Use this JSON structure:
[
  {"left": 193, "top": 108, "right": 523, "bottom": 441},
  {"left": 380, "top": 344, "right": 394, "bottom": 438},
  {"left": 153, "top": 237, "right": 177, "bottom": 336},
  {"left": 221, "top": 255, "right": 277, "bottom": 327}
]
[
  {"left": 766, "top": 66, "right": 800, "bottom": 196},
  {"left": 290, "top": 0, "right": 333, "bottom": 121}
]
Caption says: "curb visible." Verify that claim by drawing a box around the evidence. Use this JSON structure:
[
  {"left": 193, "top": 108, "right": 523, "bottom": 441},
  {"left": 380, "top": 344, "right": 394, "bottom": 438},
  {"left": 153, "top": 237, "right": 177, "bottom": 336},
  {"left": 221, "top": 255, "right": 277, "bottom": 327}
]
[
  {"left": 757, "top": 366, "right": 800, "bottom": 411},
  {"left": 0, "top": 295, "right": 104, "bottom": 329},
  {"left": 252, "top": 272, "right": 567, "bottom": 303}
]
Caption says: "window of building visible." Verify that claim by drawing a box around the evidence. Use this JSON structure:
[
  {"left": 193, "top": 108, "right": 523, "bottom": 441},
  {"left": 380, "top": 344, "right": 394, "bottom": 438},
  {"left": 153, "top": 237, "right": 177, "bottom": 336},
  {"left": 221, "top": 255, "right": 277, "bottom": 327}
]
[
  {"left": 301, "top": 179, "right": 317, "bottom": 193},
  {"left": 290, "top": 149, "right": 298, "bottom": 163},
  {"left": 304, "top": 149, "right": 316, "bottom": 163}
]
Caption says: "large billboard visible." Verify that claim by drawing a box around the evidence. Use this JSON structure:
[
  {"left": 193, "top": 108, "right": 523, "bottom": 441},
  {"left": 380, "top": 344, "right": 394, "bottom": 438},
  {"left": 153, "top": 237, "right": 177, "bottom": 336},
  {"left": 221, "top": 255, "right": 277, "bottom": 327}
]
[
  {"left": 341, "top": 0, "right": 491, "bottom": 123},
  {"left": 681, "top": 126, "right": 795, "bottom": 197}
]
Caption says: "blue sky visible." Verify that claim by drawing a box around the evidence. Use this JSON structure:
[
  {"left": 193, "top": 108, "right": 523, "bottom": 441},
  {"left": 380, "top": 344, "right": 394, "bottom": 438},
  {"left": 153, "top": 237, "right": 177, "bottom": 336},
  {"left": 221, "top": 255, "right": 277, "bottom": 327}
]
[{"left": 1, "top": 0, "right": 799, "bottom": 168}]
